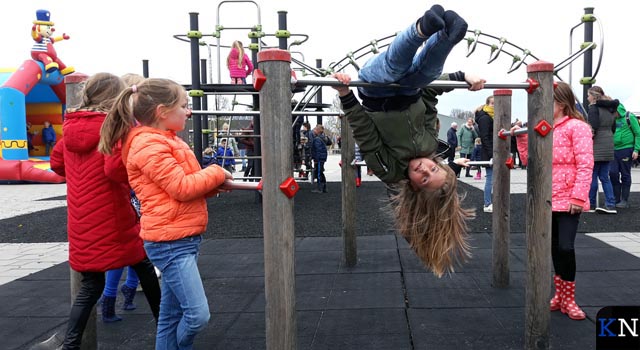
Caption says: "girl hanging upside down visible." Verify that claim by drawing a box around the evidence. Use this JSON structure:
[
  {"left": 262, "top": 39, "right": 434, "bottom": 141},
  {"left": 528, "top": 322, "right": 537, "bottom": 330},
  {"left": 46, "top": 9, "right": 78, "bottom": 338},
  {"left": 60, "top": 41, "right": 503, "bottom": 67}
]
[{"left": 332, "top": 4, "right": 486, "bottom": 277}]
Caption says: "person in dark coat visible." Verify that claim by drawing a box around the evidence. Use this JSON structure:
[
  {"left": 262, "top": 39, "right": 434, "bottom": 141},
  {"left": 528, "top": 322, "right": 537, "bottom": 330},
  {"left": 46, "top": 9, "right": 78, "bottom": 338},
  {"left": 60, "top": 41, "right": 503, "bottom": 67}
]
[
  {"left": 310, "top": 124, "right": 331, "bottom": 193},
  {"left": 586, "top": 86, "right": 618, "bottom": 213},
  {"left": 446, "top": 122, "right": 458, "bottom": 165},
  {"left": 475, "top": 95, "right": 494, "bottom": 213}
]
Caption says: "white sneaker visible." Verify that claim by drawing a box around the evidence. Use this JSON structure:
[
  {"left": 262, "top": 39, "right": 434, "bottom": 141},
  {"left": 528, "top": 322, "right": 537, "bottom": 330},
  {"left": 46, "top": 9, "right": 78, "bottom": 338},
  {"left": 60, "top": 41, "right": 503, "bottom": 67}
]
[{"left": 483, "top": 204, "right": 493, "bottom": 213}]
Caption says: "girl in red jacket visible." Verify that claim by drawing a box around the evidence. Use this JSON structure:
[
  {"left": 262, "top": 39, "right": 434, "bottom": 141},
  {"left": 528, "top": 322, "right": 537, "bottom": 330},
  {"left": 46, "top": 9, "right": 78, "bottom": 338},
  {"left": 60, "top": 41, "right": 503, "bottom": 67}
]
[
  {"left": 227, "top": 40, "right": 253, "bottom": 84},
  {"left": 98, "top": 78, "right": 232, "bottom": 348},
  {"left": 548, "top": 82, "right": 594, "bottom": 321},
  {"left": 50, "top": 73, "right": 161, "bottom": 348}
]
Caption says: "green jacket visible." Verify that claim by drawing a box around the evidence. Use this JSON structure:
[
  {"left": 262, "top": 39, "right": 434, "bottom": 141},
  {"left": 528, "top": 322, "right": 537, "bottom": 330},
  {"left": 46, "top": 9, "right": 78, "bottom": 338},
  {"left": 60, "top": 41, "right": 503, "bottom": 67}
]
[
  {"left": 340, "top": 87, "right": 445, "bottom": 184},
  {"left": 615, "top": 104, "right": 640, "bottom": 152},
  {"left": 457, "top": 124, "right": 478, "bottom": 155}
]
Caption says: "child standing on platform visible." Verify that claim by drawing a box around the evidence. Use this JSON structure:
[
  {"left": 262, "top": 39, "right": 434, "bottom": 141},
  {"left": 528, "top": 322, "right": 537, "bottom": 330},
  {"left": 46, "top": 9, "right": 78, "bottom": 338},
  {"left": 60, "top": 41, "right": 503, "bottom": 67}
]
[
  {"left": 227, "top": 40, "right": 254, "bottom": 84},
  {"left": 98, "top": 78, "right": 233, "bottom": 348}
]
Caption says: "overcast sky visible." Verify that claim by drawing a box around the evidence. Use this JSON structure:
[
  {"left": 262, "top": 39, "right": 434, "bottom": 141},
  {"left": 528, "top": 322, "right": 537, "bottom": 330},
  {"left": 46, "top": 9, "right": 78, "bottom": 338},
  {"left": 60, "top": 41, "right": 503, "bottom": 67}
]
[{"left": 1, "top": 0, "right": 638, "bottom": 119}]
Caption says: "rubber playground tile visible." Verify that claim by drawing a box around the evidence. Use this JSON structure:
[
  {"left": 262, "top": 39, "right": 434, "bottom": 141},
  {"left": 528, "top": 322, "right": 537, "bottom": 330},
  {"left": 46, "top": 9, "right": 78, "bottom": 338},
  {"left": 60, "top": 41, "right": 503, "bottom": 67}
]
[
  {"left": 299, "top": 333, "right": 412, "bottom": 350},
  {"left": 337, "top": 249, "right": 401, "bottom": 273},
  {"left": 200, "top": 238, "right": 265, "bottom": 255},
  {"left": 326, "top": 287, "right": 405, "bottom": 309},
  {"left": 407, "top": 287, "right": 490, "bottom": 309},
  {"left": 330, "top": 271, "right": 403, "bottom": 290},
  {"left": 408, "top": 308, "right": 506, "bottom": 336},
  {"left": 1, "top": 316, "right": 67, "bottom": 350},
  {"left": 414, "top": 333, "right": 524, "bottom": 350},
  {"left": 295, "top": 250, "right": 342, "bottom": 275},
  {"left": 202, "top": 276, "right": 265, "bottom": 294},
  {"left": 197, "top": 252, "right": 265, "bottom": 278},
  {"left": 404, "top": 271, "right": 481, "bottom": 290},
  {"left": 311, "top": 308, "right": 408, "bottom": 336}
]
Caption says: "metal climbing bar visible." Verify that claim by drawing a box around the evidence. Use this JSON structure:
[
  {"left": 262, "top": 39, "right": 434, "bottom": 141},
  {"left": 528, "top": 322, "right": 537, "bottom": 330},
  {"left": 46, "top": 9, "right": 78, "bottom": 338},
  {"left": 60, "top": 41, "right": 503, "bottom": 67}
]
[
  {"left": 190, "top": 110, "right": 342, "bottom": 117},
  {"left": 498, "top": 127, "right": 528, "bottom": 139},
  {"left": 293, "top": 77, "right": 533, "bottom": 90}
]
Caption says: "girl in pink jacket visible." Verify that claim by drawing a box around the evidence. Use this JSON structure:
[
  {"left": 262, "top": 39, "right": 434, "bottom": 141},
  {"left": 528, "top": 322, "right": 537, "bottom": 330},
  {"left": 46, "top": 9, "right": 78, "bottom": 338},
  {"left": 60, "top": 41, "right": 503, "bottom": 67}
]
[
  {"left": 548, "top": 82, "right": 594, "bottom": 321},
  {"left": 227, "top": 40, "right": 253, "bottom": 84}
]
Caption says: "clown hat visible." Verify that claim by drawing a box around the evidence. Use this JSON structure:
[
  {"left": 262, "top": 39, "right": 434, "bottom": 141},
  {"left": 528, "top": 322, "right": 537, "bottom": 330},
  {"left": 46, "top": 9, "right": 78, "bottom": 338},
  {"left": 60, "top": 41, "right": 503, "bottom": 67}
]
[{"left": 33, "top": 9, "right": 54, "bottom": 26}]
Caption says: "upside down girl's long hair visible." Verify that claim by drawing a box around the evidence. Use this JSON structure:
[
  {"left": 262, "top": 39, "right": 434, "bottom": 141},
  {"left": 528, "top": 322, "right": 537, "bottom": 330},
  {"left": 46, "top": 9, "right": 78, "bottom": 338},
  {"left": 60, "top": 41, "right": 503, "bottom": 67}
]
[{"left": 390, "top": 161, "right": 475, "bottom": 277}]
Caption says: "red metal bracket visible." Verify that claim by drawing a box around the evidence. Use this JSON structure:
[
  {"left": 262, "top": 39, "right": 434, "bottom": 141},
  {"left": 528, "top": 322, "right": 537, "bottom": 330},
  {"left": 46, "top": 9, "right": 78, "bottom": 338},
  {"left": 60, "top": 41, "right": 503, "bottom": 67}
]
[
  {"left": 505, "top": 157, "right": 515, "bottom": 169},
  {"left": 279, "top": 177, "right": 299, "bottom": 198},
  {"left": 498, "top": 129, "right": 507, "bottom": 140},
  {"left": 526, "top": 78, "right": 540, "bottom": 94},
  {"left": 534, "top": 120, "right": 552, "bottom": 137},
  {"left": 253, "top": 69, "right": 266, "bottom": 91}
]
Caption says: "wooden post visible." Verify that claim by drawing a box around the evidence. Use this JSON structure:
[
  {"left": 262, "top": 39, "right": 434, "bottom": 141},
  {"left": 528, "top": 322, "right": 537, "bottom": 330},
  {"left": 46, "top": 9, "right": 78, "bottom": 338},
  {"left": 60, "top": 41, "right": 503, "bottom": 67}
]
[
  {"left": 340, "top": 116, "right": 357, "bottom": 267},
  {"left": 65, "top": 72, "right": 97, "bottom": 350},
  {"left": 492, "top": 90, "right": 512, "bottom": 288},
  {"left": 524, "top": 61, "right": 554, "bottom": 350},
  {"left": 258, "top": 49, "right": 297, "bottom": 350}
]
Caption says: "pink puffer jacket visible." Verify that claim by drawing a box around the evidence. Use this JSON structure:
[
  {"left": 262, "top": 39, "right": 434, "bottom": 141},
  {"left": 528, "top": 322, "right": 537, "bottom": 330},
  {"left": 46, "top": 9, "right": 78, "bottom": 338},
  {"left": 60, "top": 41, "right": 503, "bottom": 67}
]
[
  {"left": 227, "top": 48, "right": 254, "bottom": 78},
  {"left": 551, "top": 116, "right": 594, "bottom": 211}
]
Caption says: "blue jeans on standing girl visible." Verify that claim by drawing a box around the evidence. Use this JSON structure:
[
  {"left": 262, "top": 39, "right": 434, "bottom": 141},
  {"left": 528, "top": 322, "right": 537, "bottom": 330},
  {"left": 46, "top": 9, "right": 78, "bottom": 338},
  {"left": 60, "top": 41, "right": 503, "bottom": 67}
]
[{"left": 144, "top": 235, "right": 209, "bottom": 350}]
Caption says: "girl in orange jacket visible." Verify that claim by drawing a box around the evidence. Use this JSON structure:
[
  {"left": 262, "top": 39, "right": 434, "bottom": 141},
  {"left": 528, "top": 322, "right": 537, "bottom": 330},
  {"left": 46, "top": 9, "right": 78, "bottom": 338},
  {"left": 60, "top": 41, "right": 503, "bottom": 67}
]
[{"left": 98, "top": 78, "right": 233, "bottom": 348}]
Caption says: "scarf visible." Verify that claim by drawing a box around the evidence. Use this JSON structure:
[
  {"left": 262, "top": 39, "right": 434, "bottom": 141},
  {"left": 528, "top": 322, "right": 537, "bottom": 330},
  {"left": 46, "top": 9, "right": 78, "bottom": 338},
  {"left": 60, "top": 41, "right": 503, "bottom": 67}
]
[{"left": 483, "top": 104, "right": 494, "bottom": 118}]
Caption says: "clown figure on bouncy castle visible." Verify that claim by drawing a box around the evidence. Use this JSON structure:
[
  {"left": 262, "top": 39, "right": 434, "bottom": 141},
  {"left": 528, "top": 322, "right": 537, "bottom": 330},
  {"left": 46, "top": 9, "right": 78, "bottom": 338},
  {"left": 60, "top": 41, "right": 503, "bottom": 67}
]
[{"left": 31, "top": 9, "right": 74, "bottom": 75}]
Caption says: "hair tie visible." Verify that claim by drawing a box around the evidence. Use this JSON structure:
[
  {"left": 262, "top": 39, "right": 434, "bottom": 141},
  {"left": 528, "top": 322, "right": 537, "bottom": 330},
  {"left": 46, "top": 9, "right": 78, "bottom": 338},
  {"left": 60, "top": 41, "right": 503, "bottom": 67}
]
[{"left": 131, "top": 85, "right": 138, "bottom": 93}]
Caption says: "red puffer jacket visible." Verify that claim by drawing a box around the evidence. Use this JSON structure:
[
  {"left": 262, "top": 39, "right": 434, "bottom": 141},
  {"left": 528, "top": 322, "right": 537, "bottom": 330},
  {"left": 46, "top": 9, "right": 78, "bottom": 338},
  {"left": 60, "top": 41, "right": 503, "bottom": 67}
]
[{"left": 50, "top": 110, "right": 145, "bottom": 272}]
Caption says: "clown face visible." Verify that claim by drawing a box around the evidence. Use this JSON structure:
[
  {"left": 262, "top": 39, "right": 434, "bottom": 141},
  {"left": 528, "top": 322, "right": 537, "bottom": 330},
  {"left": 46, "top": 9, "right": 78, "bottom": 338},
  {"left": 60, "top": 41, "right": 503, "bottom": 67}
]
[{"left": 35, "top": 24, "right": 54, "bottom": 38}]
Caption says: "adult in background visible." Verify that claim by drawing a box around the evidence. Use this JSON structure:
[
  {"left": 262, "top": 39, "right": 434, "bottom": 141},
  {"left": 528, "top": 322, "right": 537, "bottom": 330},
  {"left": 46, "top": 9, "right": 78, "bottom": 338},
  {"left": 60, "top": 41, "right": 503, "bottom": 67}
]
[
  {"left": 446, "top": 122, "right": 458, "bottom": 165},
  {"left": 475, "top": 95, "right": 494, "bottom": 213},
  {"left": 457, "top": 117, "right": 477, "bottom": 177},
  {"left": 548, "top": 81, "right": 593, "bottom": 321},
  {"left": 610, "top": 102, "right": 640, "bottom": 208},
  {"left": 585, "top": 86, "right": 618, "bottom": 214}
]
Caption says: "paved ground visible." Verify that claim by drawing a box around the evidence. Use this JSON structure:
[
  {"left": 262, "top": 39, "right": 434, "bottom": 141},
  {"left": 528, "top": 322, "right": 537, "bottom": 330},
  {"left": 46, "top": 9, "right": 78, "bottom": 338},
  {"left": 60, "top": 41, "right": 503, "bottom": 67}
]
[{"left": 2, "top": 154, "right": 640, "bottom": 349}]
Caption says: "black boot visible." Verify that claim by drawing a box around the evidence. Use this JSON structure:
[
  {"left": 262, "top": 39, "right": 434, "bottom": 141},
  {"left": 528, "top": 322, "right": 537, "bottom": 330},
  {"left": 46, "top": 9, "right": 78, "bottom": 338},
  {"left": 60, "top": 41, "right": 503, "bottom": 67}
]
[
  {"left": 120, "top": 284, "right": 137, "bottom": 310},
  {"left": 100, "top": 296, "right": 122, "bottom": 323}
]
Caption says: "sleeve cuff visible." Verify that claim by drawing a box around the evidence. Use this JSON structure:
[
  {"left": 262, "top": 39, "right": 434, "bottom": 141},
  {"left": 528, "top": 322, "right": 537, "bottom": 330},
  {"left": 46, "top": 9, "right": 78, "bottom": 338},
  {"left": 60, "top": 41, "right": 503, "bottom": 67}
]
[
  {"left": 340, "top": 91, "right": 359, "bottom": 109},
  {"left": 448, "top": 71, "right": 466, "bottom": 82}
]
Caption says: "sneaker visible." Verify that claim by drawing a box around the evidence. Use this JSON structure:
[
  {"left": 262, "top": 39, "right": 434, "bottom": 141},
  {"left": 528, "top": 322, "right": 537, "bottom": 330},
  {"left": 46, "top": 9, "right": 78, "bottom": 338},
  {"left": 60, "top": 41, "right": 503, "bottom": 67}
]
[
  {"left": 615, "top": 201, "right": 629, "bottom": 209},
  {"left": 587, "top": 206, "right": 596, "bottom": 213},
  {"left": 595, "top": 206, "right": 617, "bottom": 214},
  {"left": 465, "top": 174, "right": 473, "bottom": 178},
  {"left": 474, "top": 174, "right": 481, "bottom": 180},
  {"left": 483, "top": 204, "right": 493, "bottom": 213}
]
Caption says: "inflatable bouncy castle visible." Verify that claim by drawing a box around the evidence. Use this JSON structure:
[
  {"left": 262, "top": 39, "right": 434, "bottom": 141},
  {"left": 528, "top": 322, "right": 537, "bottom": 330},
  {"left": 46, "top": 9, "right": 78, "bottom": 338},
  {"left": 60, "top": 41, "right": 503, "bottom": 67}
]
[{"left": 0, "top": 9, "right": 73, "bottom": 183}]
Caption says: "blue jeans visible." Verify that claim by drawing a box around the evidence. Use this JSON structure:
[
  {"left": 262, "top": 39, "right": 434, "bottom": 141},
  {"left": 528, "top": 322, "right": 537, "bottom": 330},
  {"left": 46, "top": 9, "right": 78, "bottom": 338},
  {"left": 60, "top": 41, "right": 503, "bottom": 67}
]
[
  {"left": 589, "top": 161, "right": 616, "bottom": 208},
  {"left": 484, "top": 167, "right": 493, "bottom": 206},
  {"left": 238, "top": 148, "right": 247, "bottom": 168},
  {"left": 358, "top": 22, "right": 459, "bottom": 98},
  {"left": 144, "top": 235, "right": 210, "bottom": 350},
  {"left": 104, "top": 266, "right": 139, "bottom": 297},
  {"left": 610, "top": 147, "right": 633, "bottom": 202}
]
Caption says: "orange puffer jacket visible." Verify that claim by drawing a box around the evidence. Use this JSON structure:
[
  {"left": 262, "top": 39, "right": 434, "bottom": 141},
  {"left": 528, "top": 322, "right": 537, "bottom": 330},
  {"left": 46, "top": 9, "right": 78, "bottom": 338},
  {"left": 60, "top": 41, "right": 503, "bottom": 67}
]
[{"left": 122, "top": 126, "right": 227, "bottom": 242}]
